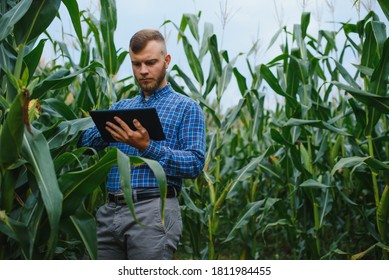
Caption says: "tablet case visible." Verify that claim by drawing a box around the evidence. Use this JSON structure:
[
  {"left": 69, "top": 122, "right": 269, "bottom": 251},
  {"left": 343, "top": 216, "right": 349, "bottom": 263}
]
[{"left": 89, "top": 108, "right": 166, "bottom": 142}]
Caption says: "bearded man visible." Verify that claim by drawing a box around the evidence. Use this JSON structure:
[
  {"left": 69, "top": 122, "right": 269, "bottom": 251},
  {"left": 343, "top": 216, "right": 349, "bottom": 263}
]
[{"left": 79, "top": 29, "right": 205, "bottom": 260}]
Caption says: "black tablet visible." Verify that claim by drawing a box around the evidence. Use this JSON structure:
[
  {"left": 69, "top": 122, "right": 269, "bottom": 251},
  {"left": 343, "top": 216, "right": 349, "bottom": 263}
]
[{"left": 89, "top": 108, "right": 166, "bottom": 142}]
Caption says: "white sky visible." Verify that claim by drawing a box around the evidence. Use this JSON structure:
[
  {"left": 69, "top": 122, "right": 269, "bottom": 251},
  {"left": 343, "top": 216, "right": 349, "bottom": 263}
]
[{"left": 46, "top": 0, "right": 388, "bottom": 111}]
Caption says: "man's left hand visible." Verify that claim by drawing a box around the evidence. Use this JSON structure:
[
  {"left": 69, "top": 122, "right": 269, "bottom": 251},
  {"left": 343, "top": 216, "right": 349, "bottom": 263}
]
[{"left": 105, "top": 117, "right": 150, "bottom": 152}]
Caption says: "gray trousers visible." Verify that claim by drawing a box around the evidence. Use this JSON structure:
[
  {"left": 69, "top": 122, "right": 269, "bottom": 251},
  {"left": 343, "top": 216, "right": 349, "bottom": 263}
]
[{"left": 96, "top": 197, "right": 182, "bottom": 260}]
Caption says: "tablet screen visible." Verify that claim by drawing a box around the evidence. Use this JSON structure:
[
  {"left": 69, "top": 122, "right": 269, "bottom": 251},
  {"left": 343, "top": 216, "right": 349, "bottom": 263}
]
[{"left": 89, "top": 108, "right": 166, "bottom": 142}]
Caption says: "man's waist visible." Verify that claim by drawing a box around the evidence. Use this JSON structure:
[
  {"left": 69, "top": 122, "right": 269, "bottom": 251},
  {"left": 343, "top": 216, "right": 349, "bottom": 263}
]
[
  {"left": 108, "top": 186, "right": 178, "bottom": 204},
  {"left": 106, "top": 174, "right": 182, "bottom": 193}
]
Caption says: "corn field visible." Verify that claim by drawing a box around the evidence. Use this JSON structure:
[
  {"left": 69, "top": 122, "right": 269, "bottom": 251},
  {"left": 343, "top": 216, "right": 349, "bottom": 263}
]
[{"left": 0, "top": 0, "right": 388, "bottom": 260}]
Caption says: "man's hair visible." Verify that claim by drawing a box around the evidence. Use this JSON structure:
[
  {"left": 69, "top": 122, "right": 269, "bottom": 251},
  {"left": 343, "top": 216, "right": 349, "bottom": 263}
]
[{"left": 129, "top": 29, "right": 166, "bottom": 54}]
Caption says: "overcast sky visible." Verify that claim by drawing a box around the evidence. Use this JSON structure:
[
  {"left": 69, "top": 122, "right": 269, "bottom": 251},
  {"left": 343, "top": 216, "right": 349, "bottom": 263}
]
[{"left": 47, "top": 0, "right": 388, "bottom": 110}]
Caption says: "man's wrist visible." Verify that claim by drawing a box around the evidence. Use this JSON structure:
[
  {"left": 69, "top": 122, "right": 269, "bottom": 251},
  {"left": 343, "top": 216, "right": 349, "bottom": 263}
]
[
  {"left": 138, "top": 139, "right": 150, "bottom": 153},
  {"left": 141, "top": 140, "right": 164, "bottom": 160}
]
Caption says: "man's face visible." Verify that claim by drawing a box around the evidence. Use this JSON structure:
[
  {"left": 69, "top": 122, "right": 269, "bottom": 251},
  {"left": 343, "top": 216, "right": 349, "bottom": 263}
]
[{"left": 130, "top": 40, "right": 170, "bottom": 96}]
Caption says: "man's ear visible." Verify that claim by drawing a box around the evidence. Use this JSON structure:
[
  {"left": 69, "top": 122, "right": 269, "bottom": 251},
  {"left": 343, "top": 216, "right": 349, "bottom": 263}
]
[{"left": 164, "top": 54, "right": 171, "bottom": 68}]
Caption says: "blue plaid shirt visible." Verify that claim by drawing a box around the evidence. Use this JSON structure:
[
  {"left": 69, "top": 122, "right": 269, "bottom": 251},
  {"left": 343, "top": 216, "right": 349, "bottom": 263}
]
[{"left": 80, "top": 84, "right": 206, "bottom": 193}]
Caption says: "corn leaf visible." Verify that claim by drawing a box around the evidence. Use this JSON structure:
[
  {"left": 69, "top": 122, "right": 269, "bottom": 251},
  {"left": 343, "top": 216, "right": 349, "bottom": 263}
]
[
  {"left": 233, "top": 67, "right": 248, "bottom": 96},
  {"left": 45, "top": 118, "right": 94, "bottom": 150},
  {"left": 54, "top": 147, "right": 91, "bottom": 173},
  {"left": 262, "top": 219, "right": 293, "bottom": 239},
  {"left": 24, "top": 39, "right": 47, "bottom": 81},
  {"left": 332, "top": 81, "right": 389, "bottom": 113},
  {"left": 117, "top": 151, "right": 138, "bottom": 225},
  {"left": 204, "top": 62, "right": 217, "bottom": 97},
  {"left": 14, "top": 0, "right": 61, "bottom": 45},
  {"left": 180, "top": 188, "right": 204, "bottom": 214},
  {"left": 182, "top": 36, "right": 204, "bottom": 85},
  {"left": 370, "top": 38, "right": 389, "bottom": 97},
  {"left": 377, "top": 185, "right": 389, "bottom": 244},
  {"left": 284, "top": 118, "right": 351, "bottom": 136},
  {"left": 331, "top": 156, "right": 389, "bottom": 176},
  {"left": 271, "top": 128, "right": 293, "bottom": 146},
  {"left": 226, "top": 157, "right": 262, "bottom": 199},
  {"left": 223, "top": 200, "right": 265, "bottom": 243},
  {"left": 0, "top": 91, "right": 26, "bottom": 169},
  {"left": 69, "top": 205, "right": 98, "bottom": 260},
  {"left": 0, "top": 0, "right": 32, "bottom": 42},
  {"left": 378, "top": 0, "right": 389, "bottom": 21},
  {"left": 351, "top": 242, "right": 384, "bottom": 260},
  {"left": 100, "top": 0, "right": 118, "bottom": 75},
  {"left": 301, "top": 12, "right": 310, "bottom": 39},
  {"left": 286, "top": 51, "right": 301, "bottom": 96},
  {"left": 260, "top": 64, "right": 299, "bottom": 110},
  {"left": 300, "top": 179, "right": 332, "bottom": 189},
  {"left": 171, "top": 64, "right": 200, "bottom": 97},
  {"left": 333, "top": 59, "right": 360, "bottom": 88},
  {"left": 31, "top": 62, "right": 101, "bottom": 99},
  {"left": 0, "top": 211, "right": 31, "bottom": 259},
  {"left": 293, "top": 24, "right": 307, "bottom": 60},
  {"left": 208, "top": 34, "right": 222, "bottom": 77},
  {"left": 199, "top": 22, "right": 213, "bottom": 61},
  {"left": 221, "top": 98, "right": 246, "bottom": 132},
  {"left": 361, "top": 21, "right": 379, "bottom": 68},
  {"left": 44, "top": 98, "right": 78, "bottom": 120},
  {"left": 130, "top": 156, "right": 167, "bottom": 208},
  {"left": 266, "top": 27, "right": 284, "bottom": 51},
  {"left": 217, "top": 54, "right": 238, "bottom": 99},
  {"left": 62, "top": 0, "right": 84, "bottom": 49},
  {"left": 19, "top": 193, "right": 45, "bottom": 259},
  {"left": 21, "top": 126, "right": 63, "bottom": 259},
  {"left": 227, "top": 146, "right": 279, "bottom": 199}
]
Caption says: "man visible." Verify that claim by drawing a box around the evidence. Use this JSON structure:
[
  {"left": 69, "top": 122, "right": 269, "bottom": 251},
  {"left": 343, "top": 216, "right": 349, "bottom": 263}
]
[{"left": 79, "top": 29, "right": 206, "bottom": 259}]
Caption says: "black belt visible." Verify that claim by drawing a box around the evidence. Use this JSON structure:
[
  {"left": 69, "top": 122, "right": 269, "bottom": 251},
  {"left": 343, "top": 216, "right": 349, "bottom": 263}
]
[{"left": 108, "top": 187, "right": 178, "bottom": 204}]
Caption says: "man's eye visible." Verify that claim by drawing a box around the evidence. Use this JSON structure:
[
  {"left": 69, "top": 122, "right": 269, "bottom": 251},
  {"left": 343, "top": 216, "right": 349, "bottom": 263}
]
[{"left": 146, "top": 60, "right": 157, "bottom": 66}]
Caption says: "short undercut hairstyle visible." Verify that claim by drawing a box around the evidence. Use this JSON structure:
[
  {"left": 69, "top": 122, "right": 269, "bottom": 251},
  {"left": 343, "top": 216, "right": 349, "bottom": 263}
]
[{"left": 129, "top": 29, "right": 166, "bottom": 54}]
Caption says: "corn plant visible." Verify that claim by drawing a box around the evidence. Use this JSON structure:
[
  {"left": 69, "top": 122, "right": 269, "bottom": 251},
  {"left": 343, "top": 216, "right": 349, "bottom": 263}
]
[
  {"left": 253, "top": 6, "right": 388, "bottom": 259},
  {"left": 168, "top": 3, "right": 389, "bottom": 260},
  {"left": 0, "top": 0, "right": 166, "bottom": 260}
]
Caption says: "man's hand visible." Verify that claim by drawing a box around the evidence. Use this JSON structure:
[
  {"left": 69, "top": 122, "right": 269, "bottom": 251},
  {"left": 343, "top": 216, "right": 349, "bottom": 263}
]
[{"left": 105, "top": 117, "right": 150, "bottom": 152}]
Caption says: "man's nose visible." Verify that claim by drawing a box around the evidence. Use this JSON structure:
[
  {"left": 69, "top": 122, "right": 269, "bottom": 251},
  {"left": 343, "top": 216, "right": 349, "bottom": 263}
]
[{"left": 140, "top": 64, "right": 148, "bottom": 74}]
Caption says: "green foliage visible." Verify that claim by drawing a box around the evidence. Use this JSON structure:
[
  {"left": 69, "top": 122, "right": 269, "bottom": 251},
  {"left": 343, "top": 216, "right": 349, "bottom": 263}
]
[
  {"left": 0, "top": 0, "right": 388, "bottom": 260},
  {"left": 0, "top": 0, "right": 164, "bottom": 259},
  {"left": 168, "top": 7, "right": 389, "bottom": 260}
]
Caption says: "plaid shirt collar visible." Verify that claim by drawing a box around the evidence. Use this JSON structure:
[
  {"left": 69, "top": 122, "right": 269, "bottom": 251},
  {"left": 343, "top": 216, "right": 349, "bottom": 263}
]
[{"left": 139, "top": 83, "right": 171, "bottom": 102}]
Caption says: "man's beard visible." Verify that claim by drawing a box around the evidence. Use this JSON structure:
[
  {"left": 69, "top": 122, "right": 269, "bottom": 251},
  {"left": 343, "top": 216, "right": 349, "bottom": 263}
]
[{"left": 137, "top": 67, "right": 166, "bottom": 95}]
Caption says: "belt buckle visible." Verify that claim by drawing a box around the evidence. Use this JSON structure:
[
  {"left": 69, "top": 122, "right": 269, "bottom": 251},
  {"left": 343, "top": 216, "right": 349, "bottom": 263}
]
[{"left": 115, "top": 194, "right": 126, "bottom": 204}]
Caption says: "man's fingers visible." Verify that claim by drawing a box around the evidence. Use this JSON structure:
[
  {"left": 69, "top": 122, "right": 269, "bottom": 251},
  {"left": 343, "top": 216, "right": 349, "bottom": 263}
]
[
  {"left": 133, "top": 119, "right": 148, "bottom": 135},
  {"left": 106, "top": 118, "right": 131, "bottom": 140},
  {"left": 105, "top": 117, "right": 149, "bottom": 145},
  {"left": 132, "top": 119, "right": 142, "bottom": 128},
  {"left": 114, "top": 116, "right": 131, "bottom": 131},
  {"left": 105, "top": 125, "right": 121, "bottom": 140}
]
